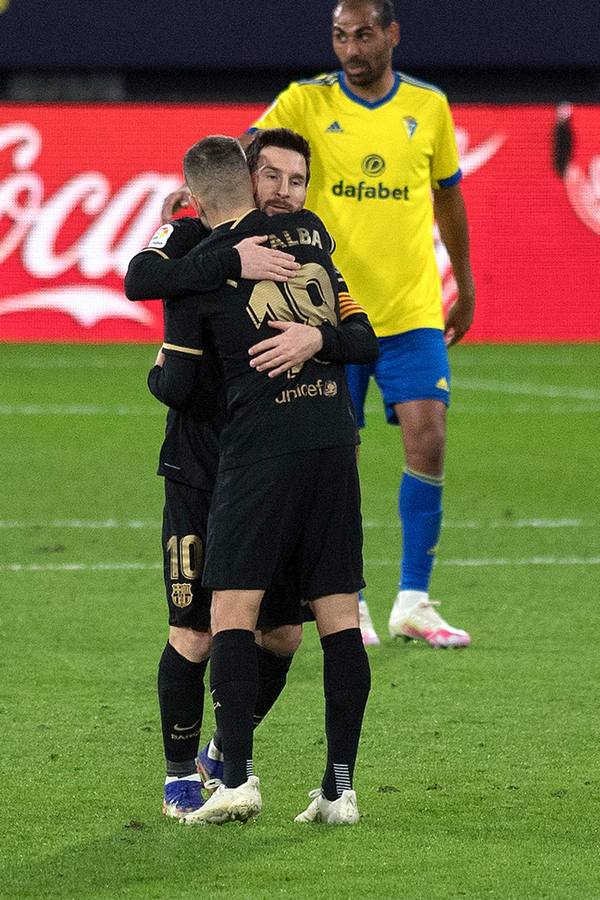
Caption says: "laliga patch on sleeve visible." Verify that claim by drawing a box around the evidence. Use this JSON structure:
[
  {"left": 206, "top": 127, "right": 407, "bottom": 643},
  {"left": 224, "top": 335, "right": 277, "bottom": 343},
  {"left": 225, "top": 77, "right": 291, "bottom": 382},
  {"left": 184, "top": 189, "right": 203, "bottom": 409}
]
[{"left": 147, "top": 224, "right": 174, "bottom": 249}]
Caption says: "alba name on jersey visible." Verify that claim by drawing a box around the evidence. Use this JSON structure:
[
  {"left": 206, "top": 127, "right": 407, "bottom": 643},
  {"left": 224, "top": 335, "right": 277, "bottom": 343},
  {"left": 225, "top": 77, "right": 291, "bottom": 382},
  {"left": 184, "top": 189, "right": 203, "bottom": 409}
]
[
  {"left": 163, "top": 208, "right": 358, "bottom": 471},
  {"left": 251, "top": 71, "right": 462, "bottom": 337}
]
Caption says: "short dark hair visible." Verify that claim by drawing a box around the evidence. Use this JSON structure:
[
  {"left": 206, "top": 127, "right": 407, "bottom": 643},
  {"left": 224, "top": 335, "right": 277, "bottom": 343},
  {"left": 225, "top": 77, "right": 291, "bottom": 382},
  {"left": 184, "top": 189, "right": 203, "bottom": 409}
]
[
  {"left": 333, "top": 0, "right": 396, "bottom": 29},
  {"left": 245, "top": 128, "right": 311, "bottom": 186},
  {"left": 183, "top": 135, "right": 250, "bottom": 205}
]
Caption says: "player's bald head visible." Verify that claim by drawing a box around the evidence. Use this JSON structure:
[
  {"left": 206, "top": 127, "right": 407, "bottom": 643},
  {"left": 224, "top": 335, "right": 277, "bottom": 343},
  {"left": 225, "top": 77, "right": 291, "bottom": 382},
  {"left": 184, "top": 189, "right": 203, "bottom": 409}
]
[
  {"left": 333, "top": 0, "right": 396, "bottom": 29},
  {"left": 183, "top": 136, "right": 253, "bottom": 212}
]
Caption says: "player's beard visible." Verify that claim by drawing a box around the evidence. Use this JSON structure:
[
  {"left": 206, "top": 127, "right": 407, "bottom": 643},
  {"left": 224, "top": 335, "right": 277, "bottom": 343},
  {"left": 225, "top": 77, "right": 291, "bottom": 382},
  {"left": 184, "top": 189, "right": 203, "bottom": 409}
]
[
  {"left": 264, "top": 200, "right": 295, "bottom": 215},
  {"left": 343, "top": 54, "right": 389, "bottom": 88}
]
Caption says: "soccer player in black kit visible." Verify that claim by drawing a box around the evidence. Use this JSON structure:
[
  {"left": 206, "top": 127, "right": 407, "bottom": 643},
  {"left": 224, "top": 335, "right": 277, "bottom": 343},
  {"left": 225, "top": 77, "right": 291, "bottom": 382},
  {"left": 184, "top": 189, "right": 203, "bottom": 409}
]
[
  {"left": 126, "top": 129, "right": 377, "bottom": 824},
  {"left": 173, "top": 136, "right": 370, "bottom": 825}
]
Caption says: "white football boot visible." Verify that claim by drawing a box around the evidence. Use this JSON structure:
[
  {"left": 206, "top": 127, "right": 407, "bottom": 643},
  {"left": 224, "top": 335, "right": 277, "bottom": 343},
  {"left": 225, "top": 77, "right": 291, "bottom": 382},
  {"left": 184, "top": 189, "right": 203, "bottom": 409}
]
[
  {"left": 181, "top": 775, "right": 262, "bottom": 825},
  {"left": 358, "top": 593, "right": 380, "bottom": 646},
  {"left": 294, "top": 788, "right": 359, "bottom": 825},
  {"left": 388, "top": 592, "right": 471, "bottom": 648}
]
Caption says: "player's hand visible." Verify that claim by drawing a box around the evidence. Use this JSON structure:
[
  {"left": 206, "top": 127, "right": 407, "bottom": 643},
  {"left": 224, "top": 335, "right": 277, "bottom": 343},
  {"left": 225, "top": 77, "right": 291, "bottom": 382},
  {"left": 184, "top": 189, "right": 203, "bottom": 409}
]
[
  {"left": 235, "top": 236, "right": 300, "bottom": 282},
  {"left": 444, "top": 286, "right": 475, "bottom": 347},
  {"left": 161, "top": 186, "right": 192, "bottom": 221},
  {"left": 248, "top": 321, "right": 324, "bottom": 377},
  {"left": 155, "top": 347, "right": 166, "bottom": 367}
]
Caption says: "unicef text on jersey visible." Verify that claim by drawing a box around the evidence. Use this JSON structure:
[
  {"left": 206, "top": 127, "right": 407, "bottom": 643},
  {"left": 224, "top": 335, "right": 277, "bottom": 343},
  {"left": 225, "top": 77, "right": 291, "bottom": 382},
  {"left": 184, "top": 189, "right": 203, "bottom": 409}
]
[{"left": 332, "top": 180, "right": 410, "bottom": 202}]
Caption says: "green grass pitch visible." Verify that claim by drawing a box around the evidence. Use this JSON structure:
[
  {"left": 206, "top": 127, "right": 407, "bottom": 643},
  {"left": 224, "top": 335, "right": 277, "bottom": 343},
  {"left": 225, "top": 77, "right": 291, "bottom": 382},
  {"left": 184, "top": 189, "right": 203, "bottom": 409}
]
[{"left": 1, "top": 342, "right": 599, "bottom": 899}]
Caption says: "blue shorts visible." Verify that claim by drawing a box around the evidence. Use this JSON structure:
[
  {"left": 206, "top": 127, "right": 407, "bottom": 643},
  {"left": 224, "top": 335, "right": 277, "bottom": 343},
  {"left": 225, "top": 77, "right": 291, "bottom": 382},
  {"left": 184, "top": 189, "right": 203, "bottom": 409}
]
[{"left": 346, "top": 328, "right": 450, "bottom": 427}]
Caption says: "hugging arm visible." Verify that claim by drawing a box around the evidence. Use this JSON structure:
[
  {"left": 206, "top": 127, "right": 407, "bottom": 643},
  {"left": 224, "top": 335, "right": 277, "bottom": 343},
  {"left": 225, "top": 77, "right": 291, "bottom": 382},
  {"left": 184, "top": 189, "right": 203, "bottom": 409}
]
[
  {"left": 125, "top": 220, "right": 298, "bottom": 301},
  {"left": 248, "top": 272, "right": 379, "bottom": 377}
]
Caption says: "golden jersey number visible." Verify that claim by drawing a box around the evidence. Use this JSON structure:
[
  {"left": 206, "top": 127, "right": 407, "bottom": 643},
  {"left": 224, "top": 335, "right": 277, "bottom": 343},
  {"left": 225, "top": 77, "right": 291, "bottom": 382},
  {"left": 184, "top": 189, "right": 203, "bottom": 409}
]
[
  {"left": 166, "top": 534, "right": 203, "bottom": 581},
  {"left": 246, "top": 263, "right": 337, "bottom": 330}
]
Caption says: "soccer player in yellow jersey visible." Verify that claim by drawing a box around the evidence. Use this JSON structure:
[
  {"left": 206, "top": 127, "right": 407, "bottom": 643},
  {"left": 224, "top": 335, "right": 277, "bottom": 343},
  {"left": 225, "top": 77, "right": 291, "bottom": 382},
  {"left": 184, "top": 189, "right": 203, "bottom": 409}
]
[
  {"left": 161, "top": 0, "right": 475, "bottom": 648},
  {"left": 249, "top": 0, "right": 475, "bottom": 648}
]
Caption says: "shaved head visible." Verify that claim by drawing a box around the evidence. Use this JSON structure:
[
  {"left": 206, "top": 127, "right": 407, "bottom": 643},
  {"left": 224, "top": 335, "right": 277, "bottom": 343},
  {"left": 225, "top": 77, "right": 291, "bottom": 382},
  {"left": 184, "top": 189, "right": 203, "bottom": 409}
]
[
  {"left": 333, "top": 0, "right": 396, "bottom": 29},
  {"left": 183, "top": 135, "right": 253, "bottom": 213}
]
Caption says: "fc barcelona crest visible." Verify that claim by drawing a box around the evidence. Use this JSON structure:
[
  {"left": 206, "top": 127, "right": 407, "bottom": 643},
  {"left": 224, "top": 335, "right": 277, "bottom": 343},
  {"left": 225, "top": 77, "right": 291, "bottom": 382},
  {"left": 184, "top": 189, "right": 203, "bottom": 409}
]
[{"left": 171, "top": 583, "right": 193, "bottom": 608}]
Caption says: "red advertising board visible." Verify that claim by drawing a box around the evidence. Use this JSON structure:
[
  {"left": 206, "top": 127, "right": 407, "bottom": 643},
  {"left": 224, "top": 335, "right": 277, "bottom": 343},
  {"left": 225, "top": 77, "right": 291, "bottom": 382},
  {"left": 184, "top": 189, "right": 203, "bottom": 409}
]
[{"left": 0, "top": 103, "right": 598, "bottom": 343}]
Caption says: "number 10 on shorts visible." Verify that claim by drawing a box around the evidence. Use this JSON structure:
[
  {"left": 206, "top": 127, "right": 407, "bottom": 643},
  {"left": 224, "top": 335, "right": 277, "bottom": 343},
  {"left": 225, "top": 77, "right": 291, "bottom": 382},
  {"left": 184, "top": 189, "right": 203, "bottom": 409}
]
[{"left": 166, "top": 534, "right": 203, "bottom": 581}]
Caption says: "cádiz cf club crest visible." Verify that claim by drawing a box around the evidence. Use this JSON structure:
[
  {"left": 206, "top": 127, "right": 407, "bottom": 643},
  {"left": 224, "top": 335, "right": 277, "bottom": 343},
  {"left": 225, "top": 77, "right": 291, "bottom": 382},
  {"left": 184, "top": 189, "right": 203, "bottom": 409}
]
[{"left": 403, "top": 116, "right": 418, "bottom": 139}]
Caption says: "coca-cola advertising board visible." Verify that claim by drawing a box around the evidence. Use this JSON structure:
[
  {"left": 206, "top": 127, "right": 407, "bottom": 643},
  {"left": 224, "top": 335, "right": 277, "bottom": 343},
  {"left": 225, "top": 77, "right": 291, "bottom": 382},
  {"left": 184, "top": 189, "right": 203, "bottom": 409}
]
[{"left": 0, "top": 103, "right": 598, "bottom": 343}]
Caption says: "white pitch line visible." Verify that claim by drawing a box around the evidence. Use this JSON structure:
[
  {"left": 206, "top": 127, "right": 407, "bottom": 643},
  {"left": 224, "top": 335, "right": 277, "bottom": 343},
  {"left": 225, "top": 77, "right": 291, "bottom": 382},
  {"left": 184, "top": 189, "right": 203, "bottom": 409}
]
[
  {"left": 367, "top": 556, "right": 600, "bottom": 568},
  {"left": 0, "top": 562, "right": 163, "bottom": 572},
  {"left": 0, "top": 354, "right": 586, "bottom": 373},
  {"left": 487, "top": 518, "right": 587, "bottom": 529},
  {"left": 0, "top": 517, "right": 592, "bottom": 531},
  {"left": 454, "top": 402, "right": 600, "bottom": 414},
  {"left": 363, "top": 518, "right": 592, "bottom": 530},
  {"left": 0, "top": 519, "right": 158, "bottom": 529},
  {"left": 2, "top": 399, "right": 598, "bottom": 417},
  {"left": 0, "top": 359, "right": 143, "bottom": 370},
  {"left": 365, "top": 401, "right": 600, "bottom": 416},
  {"left": 0, "top": 404, "right": 162, "bottom": 416},
  {"left": 452, "top": 377, "right": 600, "bottom": 401},
  {"left": 3, "top": 556, "right": 600, "bottom": 573},
  {"left": 444, "top": 556, "right": 600, "bottom": 567},
  {"left": 454, "top": 356, "right": 581, "bottom": 371}
]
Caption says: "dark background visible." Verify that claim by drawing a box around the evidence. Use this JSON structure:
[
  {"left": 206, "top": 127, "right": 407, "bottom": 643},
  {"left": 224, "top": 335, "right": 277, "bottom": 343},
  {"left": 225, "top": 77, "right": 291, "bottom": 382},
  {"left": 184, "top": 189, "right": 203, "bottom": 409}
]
[{"left": 0, "top": 0, "right": 598, "bottom": 102}]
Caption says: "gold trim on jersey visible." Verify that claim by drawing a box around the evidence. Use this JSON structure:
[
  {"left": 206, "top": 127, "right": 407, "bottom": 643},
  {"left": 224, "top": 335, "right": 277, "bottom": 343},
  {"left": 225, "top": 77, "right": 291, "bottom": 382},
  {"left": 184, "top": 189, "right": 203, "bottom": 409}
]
[
  {"left": 212, "top": 208, "right": 257, "bottom": 230},
  {"left": 162, "top": 343, "right": 203, "bottom": 356},
  {"left": 141, "top": 248, "right": 168, "bottom": 259},
  {"left": 230, "top": 208, "right": 259, "bottom": 229}
]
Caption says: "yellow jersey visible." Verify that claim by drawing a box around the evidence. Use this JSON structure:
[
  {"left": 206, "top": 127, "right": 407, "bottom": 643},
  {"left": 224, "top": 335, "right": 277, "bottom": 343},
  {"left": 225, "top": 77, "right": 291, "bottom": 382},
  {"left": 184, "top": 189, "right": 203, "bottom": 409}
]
[{"left": 252, "top": 71, "right": 461, "bottom": 337}]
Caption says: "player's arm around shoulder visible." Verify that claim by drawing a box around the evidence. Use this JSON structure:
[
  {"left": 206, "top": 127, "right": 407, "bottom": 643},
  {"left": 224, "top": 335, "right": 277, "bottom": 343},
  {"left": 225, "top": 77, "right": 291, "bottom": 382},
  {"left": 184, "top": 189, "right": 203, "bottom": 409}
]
[
  {"left": 148, "top": 351, "right": 200, "bottom": 410},
  {"left": 148, "top": 295, "right": 205, "bottom": 409},
  {"left": 125, "top": 217, "right": 207, "bottom": 299},
  {"left": 317, "top": 313, "right": 378, "bottom": 365},
  {"left": 246, "top": 301, "right": 378, "bottom": 378},
  {"left": 317, "top": 270, "right": 379, "bottom": 365},
  {"left": 125, "top": 217, "right": 243, "bottom": 300}
]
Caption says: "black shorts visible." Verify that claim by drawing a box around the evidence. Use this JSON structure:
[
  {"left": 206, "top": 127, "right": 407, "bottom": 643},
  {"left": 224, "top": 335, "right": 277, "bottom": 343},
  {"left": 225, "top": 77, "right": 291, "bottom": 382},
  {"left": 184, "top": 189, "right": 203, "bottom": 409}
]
[
  {"left": 203, "top": 445, "right": 364, "bottom": 600},
  {"left": 162, "top": 479, "right": 212, "bottom": 631},
  {"left": 162, "top": 479, "right": 308, "bottom": 630}
]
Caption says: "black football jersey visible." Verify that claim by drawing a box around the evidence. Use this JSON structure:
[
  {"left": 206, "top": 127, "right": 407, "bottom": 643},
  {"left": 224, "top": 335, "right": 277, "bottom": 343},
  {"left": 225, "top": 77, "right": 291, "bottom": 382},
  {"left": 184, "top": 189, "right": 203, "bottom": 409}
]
[
  {"left": 125, "top": 216, "right": 241, "bottom": 300},
  {"left": 163, "top": 208, "right": 359, "bottom": 470},
  {"left": 145, "top": 218, "right": 226, "bottom": 490}
]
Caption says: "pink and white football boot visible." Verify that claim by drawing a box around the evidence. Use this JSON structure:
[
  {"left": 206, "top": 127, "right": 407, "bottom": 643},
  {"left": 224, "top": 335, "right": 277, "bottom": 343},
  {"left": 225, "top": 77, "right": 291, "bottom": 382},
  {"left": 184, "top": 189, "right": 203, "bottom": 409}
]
[{"left": 388, "top": 592, "right": 471, "bottom": 649}]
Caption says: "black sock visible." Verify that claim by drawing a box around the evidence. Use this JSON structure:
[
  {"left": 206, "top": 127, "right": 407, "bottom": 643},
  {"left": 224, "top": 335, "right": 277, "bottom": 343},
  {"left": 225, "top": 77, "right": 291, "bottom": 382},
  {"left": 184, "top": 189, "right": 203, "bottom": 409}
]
[
  {"left": 253, "top": 644, "right": 294, "bottom": 727},
  {"left": 210, "top": 629, "right": 258, "bottom": 788},
  {"left": 213, "top": 643, "right": 293, "bottom": 751},
  {"left": 320, "top": 628, "right": 371, "bottom": 801},
  {"left": 158, "top": 642, "right": 208, "bottom": 777}
]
